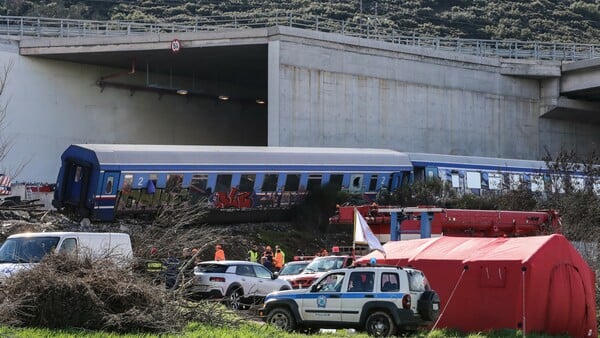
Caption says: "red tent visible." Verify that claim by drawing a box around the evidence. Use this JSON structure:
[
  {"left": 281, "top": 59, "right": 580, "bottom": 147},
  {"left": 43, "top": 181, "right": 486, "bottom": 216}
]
[{"left": 355, "top": 235, "right": 596, "bottom": 337}]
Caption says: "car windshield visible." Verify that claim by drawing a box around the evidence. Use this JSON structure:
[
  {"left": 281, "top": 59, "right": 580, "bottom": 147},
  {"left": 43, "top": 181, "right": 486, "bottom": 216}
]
[
  {"left": 195, "top": 263, "right": 228, "bottom": 273},
  {"left": 279, "top": 262, "right": 309, "bottom": 275},
  {"left": 0, "top": 236, "right": 61, "bottom": 263},
  {"left": 303, "top": 257, "right": 345, "bottom": 273}
]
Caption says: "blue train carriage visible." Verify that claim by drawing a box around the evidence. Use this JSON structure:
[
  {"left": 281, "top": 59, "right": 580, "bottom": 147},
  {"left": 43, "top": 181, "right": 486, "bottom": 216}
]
[
  {"left": 52, "top": 144, "right": 413, "bottom": 222},
  {"left": 406, "top": 152, "right": 591, "bottom": 195}
]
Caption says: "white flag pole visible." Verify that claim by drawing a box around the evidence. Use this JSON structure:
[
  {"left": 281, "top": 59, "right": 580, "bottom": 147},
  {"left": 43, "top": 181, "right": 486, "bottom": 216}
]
[{"left": 352, "top": 208, "right": 357, "bottom": 261}]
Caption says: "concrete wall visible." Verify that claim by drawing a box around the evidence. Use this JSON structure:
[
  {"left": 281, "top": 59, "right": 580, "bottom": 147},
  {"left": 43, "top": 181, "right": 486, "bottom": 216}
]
[
  {"left": 269, "top": 28, "right": 600, "bottom": 159},
  {"left": 0, "top": 44, "right": 266, "bottom": 183}
]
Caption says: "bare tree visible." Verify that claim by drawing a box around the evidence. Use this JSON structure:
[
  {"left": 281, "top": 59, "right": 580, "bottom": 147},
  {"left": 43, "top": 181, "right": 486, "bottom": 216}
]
[{"left": 0, "top": 59, "right": 25, "bottom": 178}]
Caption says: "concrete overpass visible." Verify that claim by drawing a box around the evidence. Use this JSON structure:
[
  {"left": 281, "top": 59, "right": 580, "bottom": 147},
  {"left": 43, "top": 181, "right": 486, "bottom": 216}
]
[
  {"left": 18, "top": 22, "right": 600, "bottom": 125},
  {"left": 2, "top": 16, "right": 600, "bottom": 182},
  {"left": 538, "top": 58, "right": 600, "bottom": 123}
]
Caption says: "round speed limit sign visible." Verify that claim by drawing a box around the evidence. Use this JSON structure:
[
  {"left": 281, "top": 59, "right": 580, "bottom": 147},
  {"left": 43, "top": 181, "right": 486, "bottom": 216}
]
[{"left": 170, "top": 39, "right": 182, "bottom": 53}]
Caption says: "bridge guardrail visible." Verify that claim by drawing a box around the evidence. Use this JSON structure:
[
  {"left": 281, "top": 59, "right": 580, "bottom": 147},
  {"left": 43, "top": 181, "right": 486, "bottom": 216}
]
[{"left": 0, "top": 14, "right": 598, "bottom": 61}]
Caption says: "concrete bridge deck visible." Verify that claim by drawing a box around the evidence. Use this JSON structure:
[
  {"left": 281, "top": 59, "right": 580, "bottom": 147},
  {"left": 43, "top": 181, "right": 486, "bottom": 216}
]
[{"left": 16, "top": 20, "right": 600, "bottom": 124}]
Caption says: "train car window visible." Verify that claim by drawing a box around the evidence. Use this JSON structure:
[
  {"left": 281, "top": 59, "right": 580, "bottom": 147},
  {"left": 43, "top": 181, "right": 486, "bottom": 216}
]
[
  {"left": 531, "top": 175, "right": 543, "bottom": 192},
  {"left": 501, "top": 174, "right": 510, "bottom": 190},
  {"left": 261, "top": 174, "right": 278, "bottom": 192},
  {"left": 189, "top": 174, "right": 211, "bottom": 204},
  {"left": 307, "top": 174, "right": 322, "bottom": 191},
  {"left": 451, "top": 173, "right": 460, "bottom": 188},
  {"left": 215, "top": 174, "right": 233, "bottom": 193},
  {"left": 368, "top": 175, "right": 378, "bottom": 191},
  {"left": 425, "top": 167, "right": 438, "bottom": 182},
  {"left": 104, "top": 177, "right": 114, "bottom": 194},
  {"left": 121, "top": 174, "right": 133, "bottom": 194},
  {"left": 551, "top": 175, "right": 565, "bottom": 193},
  {"left": 509, "top": 174, "right": 521, "bottom": 190},
  {"left": 466, "top": 172, "right": 481, "bottom": 189},
  {"left": 239, "top": 174, "right": 256, "bottom": 192},
  {"left": 74, "top": 166, "right": 82, "bottom": 183},
  {"left": 573, "top": 177, "right": 584, "bottom": 191},
  {"left": 488, "top": 173, "right": 502, "bottom": 190},
  {"left": 349, "top": 174, "right": 363, "bottom": 192},
  {"left": 166, "top": 174, "right": 183, "bottom": 193},
  {"left": 191, "top": 174, "right": 209, "bottom": 193},
  {"left": 413, "top": 167, "right": 425, "bottom": 182},
  {"left": 481, "top": 172, "right": 489, "bottom": 190},
  {"left": 329, "top": 174, "right": 343, "bottom": 190},
  {"left": 138, "top": 174, "right": 158, "bottom": 207},
  {"left": 284, "top": 174, "right": 301, "bottom": 191}
]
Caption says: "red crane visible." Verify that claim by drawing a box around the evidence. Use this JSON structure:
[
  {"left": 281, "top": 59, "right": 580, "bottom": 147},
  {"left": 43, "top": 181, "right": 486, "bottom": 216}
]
[{"left": 329, "top": 204, "right": 561, "bottom": 240}]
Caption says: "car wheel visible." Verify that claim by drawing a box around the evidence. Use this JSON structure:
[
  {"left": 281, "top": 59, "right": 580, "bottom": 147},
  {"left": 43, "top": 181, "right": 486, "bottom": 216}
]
[
  {"left": 365, "top": 311, "right": 396, "bottom": 337},
  {"left": 417, "top": 291, "right": 441, "bottom": 322},
  {"left": 226, "top": 288, "right": 244, "bottom": 310},
  {"left": 267, "top": 307, "right": 296, "bottom": 331}
]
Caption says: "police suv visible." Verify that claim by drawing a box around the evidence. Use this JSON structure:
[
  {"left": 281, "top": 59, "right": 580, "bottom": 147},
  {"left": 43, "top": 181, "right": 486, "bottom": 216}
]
[{"left": 259, "top": 266, "right": 440, "bottom": 336}]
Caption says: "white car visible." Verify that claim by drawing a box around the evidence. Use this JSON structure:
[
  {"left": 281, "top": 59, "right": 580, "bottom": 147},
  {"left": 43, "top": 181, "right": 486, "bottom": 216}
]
[
  {"left": 191, "top": 260, "right": 292, "bottom": 310},
  {"left": 260, "top": 266, "right": 440, "bottom": 336}
]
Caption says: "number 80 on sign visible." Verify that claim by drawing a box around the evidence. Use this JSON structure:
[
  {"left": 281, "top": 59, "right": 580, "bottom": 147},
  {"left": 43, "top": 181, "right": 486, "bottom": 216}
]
[{"left": 170, "top": 39, "right": 182, "bottom": 53}]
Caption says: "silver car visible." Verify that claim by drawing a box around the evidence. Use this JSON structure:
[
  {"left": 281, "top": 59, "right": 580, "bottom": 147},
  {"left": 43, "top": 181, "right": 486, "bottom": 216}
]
[{"left": 191, "top": 260, "right": 292, "bottom": 310}]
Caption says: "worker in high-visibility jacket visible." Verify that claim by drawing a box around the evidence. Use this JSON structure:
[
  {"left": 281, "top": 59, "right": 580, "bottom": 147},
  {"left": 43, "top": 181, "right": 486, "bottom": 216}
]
[
  {"left": 214, "top": 244, "right": 226, "bottom": 261},
  {"left": 273, "top": 245, "right": 285, "bottom": 271},
  {"left": 275, "top": 245, "right": 285, "bottom": 262},
  {"left": 247, "top": 245, "right": 259, "bottom": 262}
]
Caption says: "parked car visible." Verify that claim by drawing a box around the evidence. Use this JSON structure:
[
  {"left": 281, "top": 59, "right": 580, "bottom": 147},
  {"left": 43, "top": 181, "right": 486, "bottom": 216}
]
[
  {"left": 276, "top": 260, "right": 310, "bottom": 280},
  {"left": 190, "top": 260, "right": 292, "bottom": 310},
  {"left": 260, "top": 265, "right": 440, "bottom": 336},
  {"left": 284, "top": 255, "right": 356, "bottom": 289}
]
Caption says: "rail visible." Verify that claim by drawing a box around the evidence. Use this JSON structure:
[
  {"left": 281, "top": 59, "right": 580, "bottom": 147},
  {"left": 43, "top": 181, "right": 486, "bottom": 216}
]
[{"left": 0, "top": 14, "right": 598, "bottom": 61}]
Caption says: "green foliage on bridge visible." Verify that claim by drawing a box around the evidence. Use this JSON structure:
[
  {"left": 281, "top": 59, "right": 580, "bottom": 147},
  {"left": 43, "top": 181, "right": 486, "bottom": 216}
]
[{"left": 1, "top": 0, "right": 599, "bottom": 43}]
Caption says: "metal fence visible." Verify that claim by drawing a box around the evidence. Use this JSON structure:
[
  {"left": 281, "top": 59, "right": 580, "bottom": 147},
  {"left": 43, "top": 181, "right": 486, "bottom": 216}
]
[{"left": 0, "top": 14, "right": 598, "bottom": 61}]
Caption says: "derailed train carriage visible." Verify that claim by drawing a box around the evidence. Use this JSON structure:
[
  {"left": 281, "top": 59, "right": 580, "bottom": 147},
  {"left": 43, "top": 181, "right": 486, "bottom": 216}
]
[
  {"left": 51, "top": 144, "right": 413, "bottom": 222},
  {"left": 408, "top": 152, "right": 595, "bottom": 195},
  {"left": 52, "top": 144, "right": 595, "bottom": 222}
]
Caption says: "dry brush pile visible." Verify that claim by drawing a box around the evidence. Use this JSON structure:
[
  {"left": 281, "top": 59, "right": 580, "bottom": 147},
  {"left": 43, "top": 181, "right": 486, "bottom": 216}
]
[
  {"left": 0, "top": 252, "right": 243, "bottom": 333},
  {"left": 0, "top": 200, "right": 247, "bottom": 333}
]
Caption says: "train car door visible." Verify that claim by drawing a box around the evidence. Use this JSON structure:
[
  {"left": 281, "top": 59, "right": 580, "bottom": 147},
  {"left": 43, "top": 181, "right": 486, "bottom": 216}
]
[
  {"left": 63, "top": 161, "right": 90, "bottom": 211},
  {"left": 96, "top": 171, "right": 119, "bottom": 220},
  {"left": 425, "top": 167, "right": 439, "bottom": 182}
]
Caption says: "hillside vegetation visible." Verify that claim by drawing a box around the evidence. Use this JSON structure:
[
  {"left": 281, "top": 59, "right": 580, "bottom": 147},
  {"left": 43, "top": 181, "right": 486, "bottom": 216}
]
[{"left": 1, "top": 0, "right": 599, "bottom": 43}]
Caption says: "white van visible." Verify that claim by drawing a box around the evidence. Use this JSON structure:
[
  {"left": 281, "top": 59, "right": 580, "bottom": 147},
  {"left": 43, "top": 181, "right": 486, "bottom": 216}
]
[{"left": 0, "top": 232, "right": 133, "bottom": 280}]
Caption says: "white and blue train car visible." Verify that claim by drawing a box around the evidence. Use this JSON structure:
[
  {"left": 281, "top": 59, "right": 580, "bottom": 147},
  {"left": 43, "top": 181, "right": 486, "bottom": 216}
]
[
  {"left": 52, "top": 144, "right": 413, "bottom": 221},
  {"left": 407, "top": 152, "right": 575, "bottom": 195}
]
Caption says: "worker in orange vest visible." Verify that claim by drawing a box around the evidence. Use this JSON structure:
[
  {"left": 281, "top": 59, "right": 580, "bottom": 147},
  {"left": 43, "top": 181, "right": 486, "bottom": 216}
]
[
  {"left": 274, "top": 246, "right": 285, "bottom": 271},
  {"left": 214, "top": 244, "right": 226, "bottom": 261}
]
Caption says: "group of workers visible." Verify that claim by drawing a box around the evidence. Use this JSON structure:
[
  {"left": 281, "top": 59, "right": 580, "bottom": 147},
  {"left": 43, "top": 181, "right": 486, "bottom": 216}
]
[
  {"left": 247, "top": 244, "right": 286, "bottom": 272},
  {"left": 146, "top": 245, "right": 226, "bottom": 290},
  {"left": 154, "top": 242, "right": 286, "bottom": 285}
]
